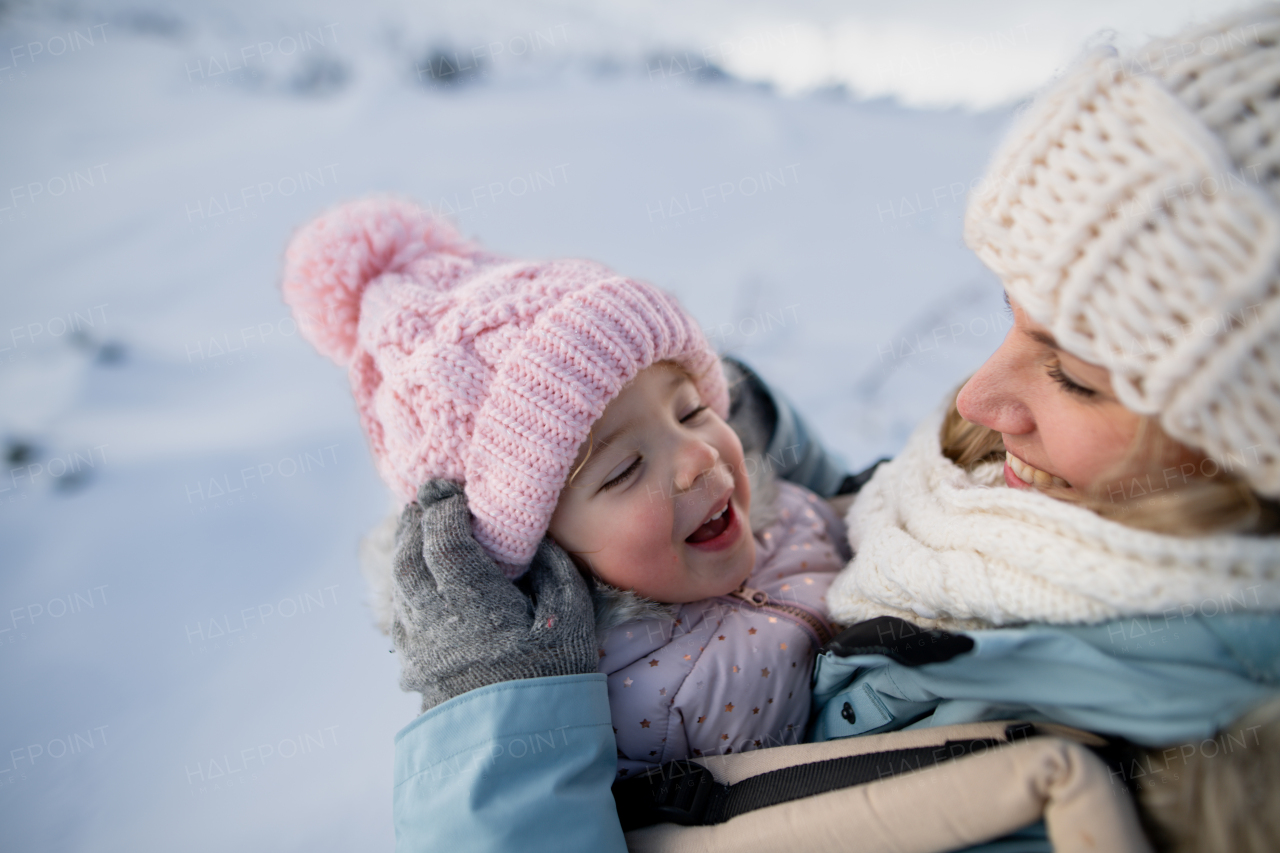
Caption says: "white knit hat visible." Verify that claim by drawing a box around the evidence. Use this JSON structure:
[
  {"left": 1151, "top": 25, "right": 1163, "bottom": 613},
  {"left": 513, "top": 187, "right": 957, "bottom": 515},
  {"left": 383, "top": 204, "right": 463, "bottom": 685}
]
[{"left": 964, "top": 4, "right": 1280, "bottom": 497}]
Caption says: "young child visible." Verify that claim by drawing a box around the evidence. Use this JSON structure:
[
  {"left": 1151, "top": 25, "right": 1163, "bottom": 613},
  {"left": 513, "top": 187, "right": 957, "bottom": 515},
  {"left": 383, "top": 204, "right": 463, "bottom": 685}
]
[
  {"left": 555, "top": 360, "right": 849, "bottom": 776},
  {"left": 280, "top": 197, "right": 849, "bottom": 778}
]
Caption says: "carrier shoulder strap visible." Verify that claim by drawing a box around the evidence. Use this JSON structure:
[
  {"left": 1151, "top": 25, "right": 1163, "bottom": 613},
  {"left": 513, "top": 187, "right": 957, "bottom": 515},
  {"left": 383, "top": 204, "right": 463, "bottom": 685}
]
[{"left": 612, "top": 723, "right": 1036, "bottom": 831}]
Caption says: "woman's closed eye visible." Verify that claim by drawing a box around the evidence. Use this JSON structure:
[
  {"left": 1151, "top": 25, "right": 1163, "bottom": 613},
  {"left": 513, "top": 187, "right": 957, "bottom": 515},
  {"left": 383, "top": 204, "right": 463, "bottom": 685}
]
[
  {"left": 601, "top": 457, "right": 641, "bottom": 491},
  {"left": 1047, "top": 361, "right": 1096, "bottom": 398}
]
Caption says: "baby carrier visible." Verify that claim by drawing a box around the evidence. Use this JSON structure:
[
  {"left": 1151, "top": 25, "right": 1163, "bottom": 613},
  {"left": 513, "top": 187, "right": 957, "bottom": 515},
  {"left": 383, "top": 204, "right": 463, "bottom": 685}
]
[
  {"left": 611, "top": 616, "right": 1154, "bottom": 853},
  {"left": 612, "top": 717, "right": 1150, "bottom": 853}
]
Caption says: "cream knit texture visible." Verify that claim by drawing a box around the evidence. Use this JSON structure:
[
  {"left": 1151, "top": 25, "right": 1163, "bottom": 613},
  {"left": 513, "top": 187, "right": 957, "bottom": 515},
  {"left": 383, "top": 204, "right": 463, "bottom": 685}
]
[
  {"left": 964, "top": 5, "right": 1280, "bottom": 497},
  {"left": 826, "top": 403, "right": 1280, "bottom": 630}
]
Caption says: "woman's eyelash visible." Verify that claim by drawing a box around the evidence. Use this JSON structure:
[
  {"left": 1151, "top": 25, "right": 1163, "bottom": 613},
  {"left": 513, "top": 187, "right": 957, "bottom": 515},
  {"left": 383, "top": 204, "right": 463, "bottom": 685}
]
[
  {"left": 601, "top": 457, "right": 640, "bottom": 491},
  {"left": 680, "top": 405, "right": 708, "bottom": 423},
  {"left": 1047, "top": 363, "right": 1096, "bottom": 398}
]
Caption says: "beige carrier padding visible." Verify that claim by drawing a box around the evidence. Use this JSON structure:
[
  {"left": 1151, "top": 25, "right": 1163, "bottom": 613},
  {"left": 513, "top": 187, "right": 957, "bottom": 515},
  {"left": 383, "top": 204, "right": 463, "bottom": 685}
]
[{"left": 623, "top": 721, "right": 1152, "bottom": 853}]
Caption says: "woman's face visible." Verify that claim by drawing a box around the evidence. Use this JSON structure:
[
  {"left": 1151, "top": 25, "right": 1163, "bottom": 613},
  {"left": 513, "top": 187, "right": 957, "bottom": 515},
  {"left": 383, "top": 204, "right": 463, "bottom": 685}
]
[{"left": 956, "top": 295, "right": 1151, "bottom": 498}]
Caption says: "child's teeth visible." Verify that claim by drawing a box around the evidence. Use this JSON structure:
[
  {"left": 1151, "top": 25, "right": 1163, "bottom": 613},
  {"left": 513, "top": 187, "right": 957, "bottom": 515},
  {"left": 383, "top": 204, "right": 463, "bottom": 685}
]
[{"left": 709, "top": 506, "right": 726, "bottom": 521}]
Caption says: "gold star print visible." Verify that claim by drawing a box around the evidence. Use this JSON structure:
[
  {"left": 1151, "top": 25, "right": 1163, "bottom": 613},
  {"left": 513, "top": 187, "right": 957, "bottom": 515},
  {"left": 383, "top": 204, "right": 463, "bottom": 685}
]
[
  {"left": 732, "top": 665, "right": 739, "bottom": 673},
  {"left": 754, "top": 739, "right": 762, "bottom": 748},
  {"left": 748, "top": 627, "right": 757, "bottom": 635},
  {"left": 683, "top": 654, "right": 692, "bottom": 660},
  {"left": 804, "top": 578, "right": 814, "bottom": 585},
  {"left": 649, "top": 750, "right": 657, "bottom": 756},
  {"left": 674, "top": 618, "right": 682, "bottom": 626},
  {"left": 752, "top": 707, "right": 759, "bottom": 714},
  {"left": 721, "top": 734, "right": 729, "bottom": 741},
  {"left": 724, "top": 703, "right": 734, "bottom": 712},
  {"left": 694, "top": 749, "right": 703, "bottom": 756},
  {"left": 640, "top": 719, "right": 651, "bottom": 728},
  {"left": 718, "top": 635, "right": 726, "bottom": 641},
  {"left": 659, "top": 688, "right": 666, "bottom": 696},
  {"left": 761, "top": 668, "right": 770, "bottom": 677},
  {"left": 649, "top": 659, "right": 659, "bottom": 667},
  {"left": 768, "top": 617, "right": 778, "bottom": 623},
  {"left": 800, "top": 561, "right": 808, "bottom": 569},
  {"left": 697, "top": 716, "right": 706, "bottom": 724},
  {"left": 781, "top": 584, "right": 791, "bottom": 592},
  {"left": 598, "top": 648, "right": 607, "bottom": 658},
  {"left": 780, "top": 642, "right": 788, "bottom": 650},
  {"left": 623, "top": 677, "right": 633, "bottom": 687}
]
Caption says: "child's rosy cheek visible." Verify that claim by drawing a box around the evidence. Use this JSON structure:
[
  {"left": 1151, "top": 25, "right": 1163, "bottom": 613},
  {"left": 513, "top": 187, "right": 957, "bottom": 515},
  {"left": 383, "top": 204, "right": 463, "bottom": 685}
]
[{"left": 624, "top": 506, "right": 672, "bottom": 553}]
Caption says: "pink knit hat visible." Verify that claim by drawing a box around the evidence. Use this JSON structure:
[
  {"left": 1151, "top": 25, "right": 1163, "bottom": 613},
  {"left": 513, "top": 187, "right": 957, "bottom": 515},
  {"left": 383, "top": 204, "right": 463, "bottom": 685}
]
[{"left": 281, "top": 197, "right": 728, "bottom": 577}]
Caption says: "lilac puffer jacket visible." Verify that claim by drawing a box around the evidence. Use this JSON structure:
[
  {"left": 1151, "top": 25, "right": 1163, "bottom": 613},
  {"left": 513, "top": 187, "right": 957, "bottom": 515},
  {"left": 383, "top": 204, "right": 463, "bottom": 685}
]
[{"left": 598, "top": 481, "right": 850, "bottom": 778}]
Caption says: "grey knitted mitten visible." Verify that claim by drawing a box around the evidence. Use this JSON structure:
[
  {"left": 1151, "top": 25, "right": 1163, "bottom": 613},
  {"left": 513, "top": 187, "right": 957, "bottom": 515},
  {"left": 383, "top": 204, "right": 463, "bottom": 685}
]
[{"left": 391, "top": 480, "right": 598, "bottom": 713}]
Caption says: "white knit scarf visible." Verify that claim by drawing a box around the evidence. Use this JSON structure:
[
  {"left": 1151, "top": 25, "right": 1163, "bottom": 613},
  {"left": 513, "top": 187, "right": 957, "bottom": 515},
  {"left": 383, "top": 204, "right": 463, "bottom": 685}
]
[{"left": 826, "top": 404, "right": 1280, "bottom": 631}]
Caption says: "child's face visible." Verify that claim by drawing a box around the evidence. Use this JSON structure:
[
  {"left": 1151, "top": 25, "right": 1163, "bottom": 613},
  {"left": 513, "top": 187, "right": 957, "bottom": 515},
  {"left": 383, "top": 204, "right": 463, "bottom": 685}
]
[{"left": 548, "top": 363, "right": 755, "bottom": 603}]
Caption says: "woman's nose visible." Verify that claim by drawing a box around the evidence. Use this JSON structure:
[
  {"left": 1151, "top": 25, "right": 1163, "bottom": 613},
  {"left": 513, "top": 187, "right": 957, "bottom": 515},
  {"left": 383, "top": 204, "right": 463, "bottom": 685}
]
[
  {"left": 673, "top": 438, "right": 720, "bottom": 494},
  {"left": 956, "top": 336, "right": 1036, "bottom": 436}
]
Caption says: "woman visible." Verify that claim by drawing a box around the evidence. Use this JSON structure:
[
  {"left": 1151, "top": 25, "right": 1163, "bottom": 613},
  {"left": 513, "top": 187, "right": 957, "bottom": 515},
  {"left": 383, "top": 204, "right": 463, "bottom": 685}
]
[{"left": 387, "top": 6, "right": 1280, "bottom": 852}]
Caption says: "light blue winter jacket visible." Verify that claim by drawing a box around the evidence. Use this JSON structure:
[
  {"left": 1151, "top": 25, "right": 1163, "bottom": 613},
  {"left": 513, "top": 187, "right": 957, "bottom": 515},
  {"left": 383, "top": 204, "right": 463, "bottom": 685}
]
[
  {"left": 392, "top": 612, "right": 1279, "bottom": 852},
  {"left": 393, "top": 673, "right": 627, "bottom": 853},
  {"left": 811, "top": 611, "right": 1280, "bottom": 746}
]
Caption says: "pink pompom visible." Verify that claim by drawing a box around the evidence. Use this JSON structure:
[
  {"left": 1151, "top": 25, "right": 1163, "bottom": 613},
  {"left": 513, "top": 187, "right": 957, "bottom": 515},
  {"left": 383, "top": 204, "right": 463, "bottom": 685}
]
[{"left": 281, "top": 197, "right": 476, "bottom": 365}]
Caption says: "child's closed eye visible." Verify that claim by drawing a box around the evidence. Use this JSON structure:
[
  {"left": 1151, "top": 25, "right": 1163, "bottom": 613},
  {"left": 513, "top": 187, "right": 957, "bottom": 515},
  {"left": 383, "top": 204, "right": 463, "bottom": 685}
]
[
  {"left": 680, "top": 405, "right": 708, "bottom": 424},
  {"left": 601, "top": 457, "right": 641, "bottom": 491}
]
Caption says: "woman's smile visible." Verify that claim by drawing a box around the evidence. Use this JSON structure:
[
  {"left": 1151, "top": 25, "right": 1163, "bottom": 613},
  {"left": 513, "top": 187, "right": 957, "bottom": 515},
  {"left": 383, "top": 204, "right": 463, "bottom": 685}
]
[{"left": 1003, "top": 450, "right": 1069, "bottom": 490}]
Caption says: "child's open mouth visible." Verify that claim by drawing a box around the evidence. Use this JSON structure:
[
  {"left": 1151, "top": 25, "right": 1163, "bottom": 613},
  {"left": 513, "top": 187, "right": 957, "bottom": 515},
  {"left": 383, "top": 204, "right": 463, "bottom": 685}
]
[{"left": 686, "top": 500, "right": 738, "bottom": 549}]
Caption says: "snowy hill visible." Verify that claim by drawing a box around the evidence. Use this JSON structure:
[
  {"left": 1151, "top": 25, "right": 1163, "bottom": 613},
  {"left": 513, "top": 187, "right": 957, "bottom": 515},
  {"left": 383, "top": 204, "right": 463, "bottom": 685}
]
[{"left": 0, "top": 0, "right": 1246, "bottom": 849}]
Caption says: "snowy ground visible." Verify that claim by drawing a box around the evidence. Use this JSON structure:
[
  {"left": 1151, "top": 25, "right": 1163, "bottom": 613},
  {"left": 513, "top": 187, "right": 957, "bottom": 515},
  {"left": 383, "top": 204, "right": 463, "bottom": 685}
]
[{"left": 0, "top": 1, "right": 1248, "bottom": 850}]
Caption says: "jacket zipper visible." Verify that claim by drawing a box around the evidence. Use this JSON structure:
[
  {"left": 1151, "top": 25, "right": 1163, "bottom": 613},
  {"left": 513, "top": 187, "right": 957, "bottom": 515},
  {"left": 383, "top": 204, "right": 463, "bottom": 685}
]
[{"left": 722, "top": 584, "right": 834, "bottom": 647}]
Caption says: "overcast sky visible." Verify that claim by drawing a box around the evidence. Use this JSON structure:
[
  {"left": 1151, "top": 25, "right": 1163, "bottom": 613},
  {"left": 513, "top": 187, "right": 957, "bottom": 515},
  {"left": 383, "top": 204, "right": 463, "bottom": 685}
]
[{"left": 21, "top": 0, "right": 1260, "bottom": 108}]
